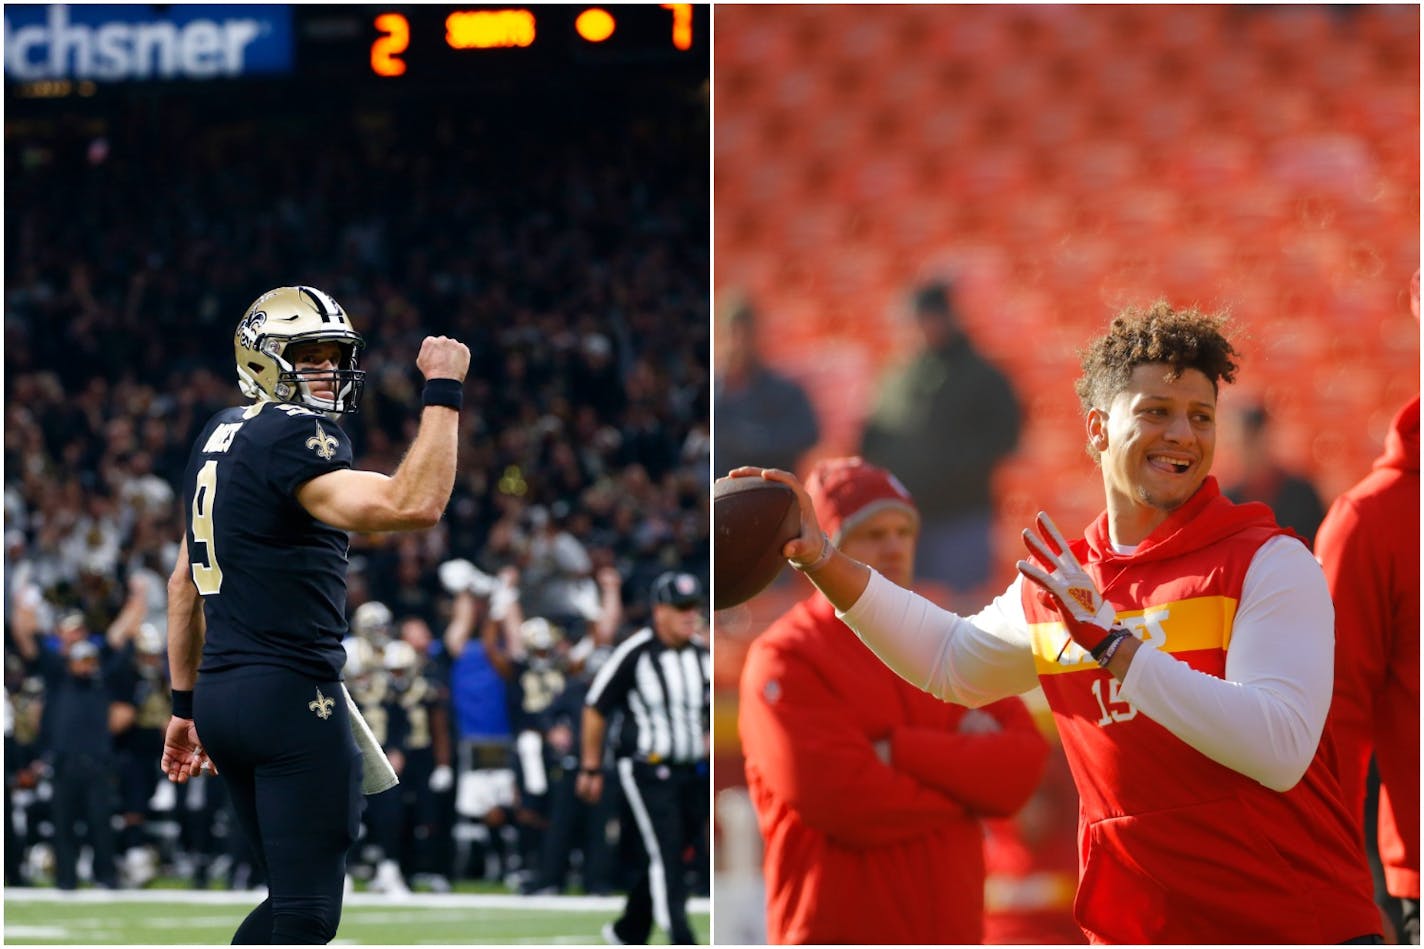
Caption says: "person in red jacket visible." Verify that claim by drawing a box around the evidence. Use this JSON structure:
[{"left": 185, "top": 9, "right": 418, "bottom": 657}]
[
  {"left": 982, "top": 732, "right": 1087, "bottom": 945},
  {"left": 1317, "top": 270, "right": 1421, "bottom": 945},
  {"left": 739, "top": 456, "right": 1049, "bottom": 945},
  {"left": 727, "top": 301, "right": 1382, "bottom": 944}
]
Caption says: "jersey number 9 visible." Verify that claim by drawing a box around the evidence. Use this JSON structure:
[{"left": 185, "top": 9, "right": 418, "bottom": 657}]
[{"left": 190, "top": 460, "right": 225, "bottom": 594}]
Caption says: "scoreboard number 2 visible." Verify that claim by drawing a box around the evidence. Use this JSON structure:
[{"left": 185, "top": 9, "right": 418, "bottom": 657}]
[{"left": 371, "top": 13, "right": 410, "bottom": 77}]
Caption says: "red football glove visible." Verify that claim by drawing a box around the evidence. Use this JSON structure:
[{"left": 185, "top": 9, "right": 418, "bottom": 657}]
[{"left": 1016, "top": 512, "right": 1118, "bottom": 659}]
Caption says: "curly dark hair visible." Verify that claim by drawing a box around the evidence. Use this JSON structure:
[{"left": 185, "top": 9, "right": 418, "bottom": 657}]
[{"left": 1075, "top": 301, "right": 1241, "bottom": 459}]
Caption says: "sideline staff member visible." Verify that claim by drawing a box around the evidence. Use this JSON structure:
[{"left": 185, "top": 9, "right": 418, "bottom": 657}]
[
  {"left": 578, "top": 571, "right": 710, "bottom": 946},
  {"left": 740, "top": 457, "right": 1048, "bottom": 944}
]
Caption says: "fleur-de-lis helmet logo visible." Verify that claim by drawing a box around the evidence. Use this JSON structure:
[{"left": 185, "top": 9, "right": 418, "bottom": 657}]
[{"left": 306, "top": 422, "right": 338, "bottom": 461}]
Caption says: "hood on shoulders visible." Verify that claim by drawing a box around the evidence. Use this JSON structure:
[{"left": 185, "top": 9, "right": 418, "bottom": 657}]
[{"left": 1374, "top": 395, "right": 1420, "bottom": 475}]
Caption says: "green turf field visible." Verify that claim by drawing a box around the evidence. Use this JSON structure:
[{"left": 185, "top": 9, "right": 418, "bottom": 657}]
[{"left": 3, "top": 889, "right": 711, "bottom": 944}]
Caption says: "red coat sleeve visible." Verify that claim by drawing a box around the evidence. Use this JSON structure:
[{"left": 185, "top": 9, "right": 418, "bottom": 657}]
[
  {"left": 1317, "top": 481, "right": 1421, "bottom": 899},
  {"left": 739, "top": 638, "right": 965, "bottom": 849},
  {"left": 1315, "top": 494, "right": 1388, "bottom": 825},
  {"left": 890, "top": 696, "right": 1049, "bottom": 817}
]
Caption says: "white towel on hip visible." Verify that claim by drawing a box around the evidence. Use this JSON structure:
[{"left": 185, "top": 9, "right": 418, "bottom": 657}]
[{"left": 343, "top": 682, "right": 398, "bottom": 795}]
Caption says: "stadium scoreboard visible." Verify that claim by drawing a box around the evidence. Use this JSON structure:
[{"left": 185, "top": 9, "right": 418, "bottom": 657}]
[
  {"left": 4, "top": 4, "right": 707, "bottom": 97},
  {"left": 367, "top": 5, "right": 702, "bottom": 77}
]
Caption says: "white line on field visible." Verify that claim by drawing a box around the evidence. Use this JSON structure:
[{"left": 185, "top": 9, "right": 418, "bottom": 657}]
[
  {"left": 2, "top": 887, "right": 709, "bottom": 914},
  {"left": 4, "top": 925, "right": 69, "bottom": 938}
]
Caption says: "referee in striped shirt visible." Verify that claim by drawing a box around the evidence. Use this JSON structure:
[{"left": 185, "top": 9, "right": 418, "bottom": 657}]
[{"left": 577, "top": 571, "right": 710, "bottom": 945}]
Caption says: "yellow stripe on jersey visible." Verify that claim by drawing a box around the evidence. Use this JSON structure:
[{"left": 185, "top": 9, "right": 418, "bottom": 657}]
[{"left": 1029, "top": 595, "right": 1239, "bottom": 675}]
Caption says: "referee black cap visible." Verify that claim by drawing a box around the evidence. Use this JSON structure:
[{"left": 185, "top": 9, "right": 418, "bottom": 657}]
[{"left": 651, "top": 571, "right": 703, "bottom": 608}]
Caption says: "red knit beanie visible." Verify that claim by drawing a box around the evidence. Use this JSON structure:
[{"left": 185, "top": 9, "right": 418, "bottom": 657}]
[{"left": 805, "top": 457, "right": 919, "bottom": 544}]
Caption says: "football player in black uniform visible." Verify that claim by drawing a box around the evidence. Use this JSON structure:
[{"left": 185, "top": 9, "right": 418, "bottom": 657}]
[
  {"left": 485, "top": 614, "right": 570, "bottom": 888},
  {"left": 360, "top": 637, "right": 452, "bottom": 895},
  {"left": 160, "top": 286, "right": 469, "bottom": 943}
]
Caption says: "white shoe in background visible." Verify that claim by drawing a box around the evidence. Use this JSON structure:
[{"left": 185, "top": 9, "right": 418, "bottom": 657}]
[
  {"left": 122, "top": 846, "right": 158, "bottom": 888},
  {"left": 370, "top": 858, "right": 410, "bottom": 896}
]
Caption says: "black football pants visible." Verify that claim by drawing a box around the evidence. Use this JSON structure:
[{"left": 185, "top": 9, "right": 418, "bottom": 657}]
[
  {"left": 609, "top": 759, "right": 708, "bottom": 945},
  {"left": 196, "top": 666, "right": 363, "bottom": 945},
  {"left": 51, "top": 752, "right": 118, "bottom": 889}
]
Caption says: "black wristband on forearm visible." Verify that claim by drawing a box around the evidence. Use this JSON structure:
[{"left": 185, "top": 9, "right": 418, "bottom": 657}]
[
  {"left": 172, "top": 689, "right": 194, "bottom": 720},
  {"left": 422, "top": 378, "right": 463, "bottom": 411},
  {"left": 1091, "top": 628, "right": 1132, "bottom": 667}
]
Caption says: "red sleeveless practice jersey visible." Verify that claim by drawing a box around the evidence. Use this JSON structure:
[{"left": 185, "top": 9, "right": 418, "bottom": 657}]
[{"left": 1023, "top": 479, "right": 1379, "bottom": 943}]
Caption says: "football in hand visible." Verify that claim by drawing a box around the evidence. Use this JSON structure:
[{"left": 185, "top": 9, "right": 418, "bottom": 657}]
[{"left": 713, "top": 477, "right": 802, "bottom": 610}]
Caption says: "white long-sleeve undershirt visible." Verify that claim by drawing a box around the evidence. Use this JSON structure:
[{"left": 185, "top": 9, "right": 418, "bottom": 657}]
[{"left": 839, "top": 535, "right": 1333, "bottom": 791}]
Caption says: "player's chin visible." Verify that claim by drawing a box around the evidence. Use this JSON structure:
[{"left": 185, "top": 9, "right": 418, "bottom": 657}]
[{"left": 1138, "top": 476, "right": 1201, "bottom": 511}]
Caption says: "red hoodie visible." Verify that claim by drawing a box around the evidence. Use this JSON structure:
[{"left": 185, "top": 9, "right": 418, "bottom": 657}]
[
  {"left": 1317, "top": 394, "right": 1421, "bottom": 900},
  {"left": 1024, "top": 479, "right": 1379, "bottom": 943},
  {"left": 740, "top": 593, "right": 1049, "bottom": 944}
]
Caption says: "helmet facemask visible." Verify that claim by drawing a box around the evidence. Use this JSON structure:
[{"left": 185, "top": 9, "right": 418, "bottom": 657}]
[{"left": 271, "top": 335, "right": 366, "bottom": 414}]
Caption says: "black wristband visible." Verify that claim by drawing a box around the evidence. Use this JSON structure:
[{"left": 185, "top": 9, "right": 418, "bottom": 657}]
[
  {"left": 1091, "top": 628, "right": 1132, "bottom": 667},
  {"left": 580, "top": 767, "right": 602, "bottom": 777},
  {"left": 172, "top": 689, "right": 194, "bottom": 720},
  {"left": 422, "top": 378, "right": 463, "bottom": 411}
]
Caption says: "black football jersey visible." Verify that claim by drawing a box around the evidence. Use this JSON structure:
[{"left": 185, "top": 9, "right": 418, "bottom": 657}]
[
  {"left": 508, "top": 657, "right": 567, "bottom": 734},
  {"left": 182, "top": 400, "right": 354, "bottom": 680}
]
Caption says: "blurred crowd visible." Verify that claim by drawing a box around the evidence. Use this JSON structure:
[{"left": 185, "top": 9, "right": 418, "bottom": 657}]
[{"left": 4, "top": 71, "right": 709, "bottom": 895}]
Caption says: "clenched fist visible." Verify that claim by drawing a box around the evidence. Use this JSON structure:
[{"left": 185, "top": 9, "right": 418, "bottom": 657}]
[{"left": 417, "top": 335, "right": 470, "bottom": 383}]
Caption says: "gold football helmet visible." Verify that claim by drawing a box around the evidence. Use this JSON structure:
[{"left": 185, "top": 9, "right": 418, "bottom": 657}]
[
  {"left": 352, "top": 600, "right": 394, "bottom": 645},
  {"left": 234, "top": 286, "right": 365, "bottom": 413},
  {"left": 519, "top": 616, "right": 561, "bottom": 653}
]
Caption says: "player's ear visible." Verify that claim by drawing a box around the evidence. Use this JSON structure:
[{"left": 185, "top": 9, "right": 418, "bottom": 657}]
[{"left": 1085, "top": 408, "right": 1109, "bottom": 456}]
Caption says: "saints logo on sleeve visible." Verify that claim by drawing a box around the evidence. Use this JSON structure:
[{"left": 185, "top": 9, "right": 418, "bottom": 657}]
[
  {"left": 264, "top": 405, "right": 353, "bottom": 497},
  {"left": 306, "top": 422, "right": 339, "bottom": 461}
]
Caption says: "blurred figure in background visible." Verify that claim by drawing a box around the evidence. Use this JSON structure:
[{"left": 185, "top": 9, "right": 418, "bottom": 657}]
[
  {"left": 362, "top": 636, "right": 452, "bottom": 895},
  {"left": 1317, "top": 269, "right": 1421, "bottom": 945},
  {"left": 1224, "top": 402, "right": 1327, "bottom": 547},
  {"left": 522, "top": 566, "right": 625, "bottom": 896},
  {"left": 485, "top": 611, "right": 570, "bottom": 890},
  {"left": 739, "top": 457, "right": 1048, "bottom": 944},
  {"left": 714, "top": 293, "right": 820, "bottom": 476},
  {"left": 109, "top": 621, "right": 171, "bottom": 888},
  {"left": 5, "top": 653, "right": 38, "bottom": 886},
  {"left": 392, "top": 613, "right": 458, "bottom": 891},
  {"left": 579, "top": 571, "right": 710, "bottom": 946},
  {"left": 521, "top": 505, "right": 596, "bottom": 626},
  {"left": 860, "top": 280, "right": 1021, "bottom": 596},
  {"left": 981, "top": 741, "right": 1086, "bottom": 945},
  {"left": 39, "top": 636, "right": 123, "bottom": 890},
  {"left": 442, "top": 564, "right": 518, "bottom": 883}
]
